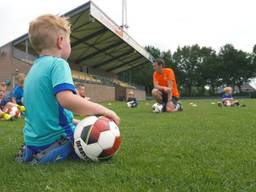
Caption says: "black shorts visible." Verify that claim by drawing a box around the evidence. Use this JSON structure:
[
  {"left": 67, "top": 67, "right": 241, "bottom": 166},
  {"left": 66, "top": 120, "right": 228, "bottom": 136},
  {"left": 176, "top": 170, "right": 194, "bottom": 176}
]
[{"left": 161, "top": 92, "right": 179, "bottom": 105}]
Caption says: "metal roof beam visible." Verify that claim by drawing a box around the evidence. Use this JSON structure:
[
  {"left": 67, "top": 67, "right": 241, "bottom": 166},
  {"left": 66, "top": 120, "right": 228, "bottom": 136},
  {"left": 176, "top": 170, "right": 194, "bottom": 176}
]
[
  {"left": 71, "top": 27, "right": 108, "bottom": 47},
  {"left": 76, "top": 40, "right": 124, "bottom": 63},
  {"left": 115, "top": 61, "right": 149, "bottom": 74},
  {"left": 106, "top": 56, "right": 142, "bottom": 72},
  {"left": 93, "top": 49, "right": 134, "bottom": 68}
]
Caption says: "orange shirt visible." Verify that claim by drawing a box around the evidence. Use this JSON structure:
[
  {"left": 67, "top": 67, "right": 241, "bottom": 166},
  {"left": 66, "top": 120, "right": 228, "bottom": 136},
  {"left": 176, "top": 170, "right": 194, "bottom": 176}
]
[{"left": 153, "top": 68, "right": 179, "bottom": 97}]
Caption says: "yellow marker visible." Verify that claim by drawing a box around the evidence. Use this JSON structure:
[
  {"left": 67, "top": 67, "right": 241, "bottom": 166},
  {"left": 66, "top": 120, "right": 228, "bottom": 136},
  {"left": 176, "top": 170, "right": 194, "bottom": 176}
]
[
  {"left": 17, "top": 105, "right": 25, "bottom": 112},
  {"left": 3, "top": 113, "right": 12, "bottom": 120}
]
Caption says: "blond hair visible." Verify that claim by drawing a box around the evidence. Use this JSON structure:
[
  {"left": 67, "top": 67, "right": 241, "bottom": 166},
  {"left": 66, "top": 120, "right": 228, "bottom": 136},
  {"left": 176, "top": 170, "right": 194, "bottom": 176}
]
[
  {"left": 29, "top": 14, "right": 71, "bottom": 53},
  {"left": 0, "top": 81, "right": 6, "bottom": 88},
  {"left": 224, "top": 87, "right": 232, "bottom": 93},
  {"left": 128, "top": 91, "right": 135, "bottom": 96},
  {"left": 16, "top": 73, "right": 26, "bottom": 83}
]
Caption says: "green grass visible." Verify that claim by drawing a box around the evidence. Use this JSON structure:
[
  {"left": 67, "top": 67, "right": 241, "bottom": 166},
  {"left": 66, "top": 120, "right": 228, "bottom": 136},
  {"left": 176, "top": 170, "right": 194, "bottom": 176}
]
[{"left": 1, "top": 99, "right": 256, "bottom": 192}]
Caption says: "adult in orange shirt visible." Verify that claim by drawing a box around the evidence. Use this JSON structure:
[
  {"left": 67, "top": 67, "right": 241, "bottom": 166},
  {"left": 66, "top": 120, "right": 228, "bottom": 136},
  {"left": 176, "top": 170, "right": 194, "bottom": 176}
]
[{"left": 152, "top": 59, "right": 182, "bottom": 112}]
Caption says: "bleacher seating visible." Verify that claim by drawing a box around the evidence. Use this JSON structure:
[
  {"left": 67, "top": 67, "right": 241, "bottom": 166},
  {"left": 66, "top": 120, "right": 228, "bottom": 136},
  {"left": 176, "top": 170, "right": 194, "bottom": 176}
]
[
  {"left": 112, "top": 79, "right": 136, "bottom": 89},
  {"left": 72, "top": 70, "right": 144, "bottom": 92},
  {"left": 71, "top": 70, "right": 101, "bottom": 84}
]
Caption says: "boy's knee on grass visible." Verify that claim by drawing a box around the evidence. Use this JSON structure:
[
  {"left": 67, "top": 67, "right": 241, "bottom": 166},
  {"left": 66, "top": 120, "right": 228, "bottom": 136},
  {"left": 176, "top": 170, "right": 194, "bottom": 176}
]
[{"left": 16, "top": 138, "right": 75, "bottom": 164}]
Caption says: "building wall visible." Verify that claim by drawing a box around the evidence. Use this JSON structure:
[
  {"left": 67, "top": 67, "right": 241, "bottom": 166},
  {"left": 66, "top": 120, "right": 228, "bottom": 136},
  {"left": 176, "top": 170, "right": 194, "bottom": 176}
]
[
  {"left": 115, "top": 85, "right": 146, "bottom": 101},
  {"left": 83, "top": 83, "right": 115, "bottom": 102},
  {"left": 1, "top": 45, "right": 145, "bottom": 101},
  {"left": 126, "top": 88, "right": 146, "bottom": 101},
  {"left": 12, "top": 58, "right": 32, "bottom": 74},
  {"left": 0, "top": 44, "right": 13, "bottom": 83},
  {"left": 0, "top": 43, "right": 32, "bottom": 88}
]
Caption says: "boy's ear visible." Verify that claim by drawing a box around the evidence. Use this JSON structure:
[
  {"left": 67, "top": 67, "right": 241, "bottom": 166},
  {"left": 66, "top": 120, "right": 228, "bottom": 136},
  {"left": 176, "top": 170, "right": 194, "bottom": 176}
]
[{"left": 56, "top": 35, "right": 64, "bottom": 49}]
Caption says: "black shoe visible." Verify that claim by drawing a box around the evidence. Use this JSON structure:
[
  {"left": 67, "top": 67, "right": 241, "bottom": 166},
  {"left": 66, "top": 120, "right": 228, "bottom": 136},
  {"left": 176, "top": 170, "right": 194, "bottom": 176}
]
[
  {"left": 162, "top": 102, "right": 167, "bottom": 112},
  {"left": 176, "top": 103, "right": 183, "bottom": 111}
]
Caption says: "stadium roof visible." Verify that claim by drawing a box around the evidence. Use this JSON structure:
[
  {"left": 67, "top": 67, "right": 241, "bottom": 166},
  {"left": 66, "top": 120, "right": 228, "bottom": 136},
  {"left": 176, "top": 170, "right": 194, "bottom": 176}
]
[{"left": 12, "top": 1, "right": 154, "bottom": 74}]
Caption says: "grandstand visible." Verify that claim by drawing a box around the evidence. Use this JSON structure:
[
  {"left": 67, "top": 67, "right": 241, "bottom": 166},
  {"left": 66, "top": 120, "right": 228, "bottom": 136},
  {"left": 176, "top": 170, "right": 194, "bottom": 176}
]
[{"left": 0, "top": 1, "right": 153, "bottom": 102}]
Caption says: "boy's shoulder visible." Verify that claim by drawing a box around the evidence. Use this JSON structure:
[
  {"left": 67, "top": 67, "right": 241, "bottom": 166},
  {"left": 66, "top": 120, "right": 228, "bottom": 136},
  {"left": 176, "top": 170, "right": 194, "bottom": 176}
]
[
  {"left": 31, "top": 56, "right": 70, "bottom": 76},
  {"left": 35, "top": 56, "right": 68, "bottom": 66}
]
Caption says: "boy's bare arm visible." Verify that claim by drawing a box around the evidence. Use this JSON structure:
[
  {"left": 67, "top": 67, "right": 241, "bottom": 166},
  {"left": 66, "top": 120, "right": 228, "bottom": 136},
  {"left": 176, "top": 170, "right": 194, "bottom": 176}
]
[{"left": 56, "top": 91, "right": 120, "bottom": 125}]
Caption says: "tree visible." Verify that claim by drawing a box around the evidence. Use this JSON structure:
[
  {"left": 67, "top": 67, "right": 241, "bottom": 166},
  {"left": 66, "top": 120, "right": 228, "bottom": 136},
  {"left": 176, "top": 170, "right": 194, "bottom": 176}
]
[
  {"left": 173, "top": 45, "right": 201, "bottom": 95},
  {"left": 218, "top": 44, "right": 256, "bottom": 93},
  {"left": 196, "top": 46, "right": 219, "bottom": 95}
]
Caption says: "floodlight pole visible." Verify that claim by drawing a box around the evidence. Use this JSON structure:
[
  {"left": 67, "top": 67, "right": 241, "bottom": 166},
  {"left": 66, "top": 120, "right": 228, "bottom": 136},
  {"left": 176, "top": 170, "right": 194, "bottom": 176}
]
[{"left": 121, "top": 0, "right": 128, "bottom": 30}]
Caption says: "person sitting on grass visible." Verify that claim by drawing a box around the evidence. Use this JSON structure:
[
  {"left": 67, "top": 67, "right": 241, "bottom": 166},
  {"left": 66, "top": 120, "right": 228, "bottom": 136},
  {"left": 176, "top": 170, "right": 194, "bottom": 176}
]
[
  {"left": 1, "top": 81, "right": 11, "bottom": 99},
  {"left": 11, "top": 73, "right": 26, "bottom": 105},
  {"left": 218, "top": 87, "right": 241, "bottom": 107},
  {"left": 0, "top": 85, "right": 12, "bottom": 120},
  {"left": 76, "top": 83, "right": 90, "bottom": 100},
  {"left": 126, "top": 91, "right": 138, "bottom": 108},
  {"left": 151, "top": 59, "right": 182, "bottom": 112},
  {"left": 15, "top": 14, "right": 120, "bottom": 164},
  {"left": 0, "top": 84, "right": 25, "bottom": 120}
]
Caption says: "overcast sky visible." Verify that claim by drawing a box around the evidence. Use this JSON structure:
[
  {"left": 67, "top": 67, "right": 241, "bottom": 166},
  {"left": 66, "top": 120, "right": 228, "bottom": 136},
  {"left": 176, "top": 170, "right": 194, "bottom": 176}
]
[{"left": 0, "top": 0, "right": 256, "bottom": 53}]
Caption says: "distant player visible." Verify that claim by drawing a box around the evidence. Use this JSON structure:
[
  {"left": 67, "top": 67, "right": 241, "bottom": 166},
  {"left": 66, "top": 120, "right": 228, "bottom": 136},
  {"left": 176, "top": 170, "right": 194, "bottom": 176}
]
[
  {"left": 76, "top": 83, "right": 90, "bottom": 100},
  {"left": 126, "top": 91, "right": 138, "bottom": 108},
  {"left": 0, "top": 83, "right": 24, "bottom": 120},
  {"left": 218, "top": 87, "right": 242, "bottom": 107},
  {"left": 11, "top": 73, "right": 25, "bottom": 105},
  {"left": 151, "top": 59, "right": 182, "bottom": 112}
]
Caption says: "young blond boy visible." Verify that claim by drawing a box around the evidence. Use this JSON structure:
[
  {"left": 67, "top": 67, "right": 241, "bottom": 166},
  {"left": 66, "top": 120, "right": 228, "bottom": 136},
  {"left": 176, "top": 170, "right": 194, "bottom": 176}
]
[
  {"left": 126, "top": 91, "right": 138, "bottom": 108},
  {"left": 17, "top": 14, "right": 120, "bottom": 164},
  {"left": 11, "top": 73, "right": 25, "bottom": 105},
  {"left": 218, "top": 87, "right": 240, "bottom": 107}
]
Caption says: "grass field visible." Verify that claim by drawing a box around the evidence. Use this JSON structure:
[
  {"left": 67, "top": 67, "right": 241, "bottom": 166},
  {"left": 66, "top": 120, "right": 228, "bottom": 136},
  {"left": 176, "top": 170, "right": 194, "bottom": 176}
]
[{"left": 0, "top": 99, "right": 256, "bottom": 192}]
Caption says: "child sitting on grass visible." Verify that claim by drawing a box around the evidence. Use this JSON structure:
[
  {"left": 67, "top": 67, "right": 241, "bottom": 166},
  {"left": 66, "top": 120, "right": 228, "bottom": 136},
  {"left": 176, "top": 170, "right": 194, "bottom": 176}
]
[
  {"left": 11, "top": 73, "right": 25, "bottom": 105},
  {"left": 126, "top": 91, "right": 138, "bottom": 108},
  {"left": 0, "top": 83, "right": 25, "bottom": 120},
  {"left": 16, "top": 14, "right": 120, "bottom": 164},
  {"left": 0, "top": 84, "right": 11, "bottom": 120},
  {"left": 76, "top": 83, "right": 90, "bottom": 100},
  {"left": 218, "top": 87, "right": 242, "bottom": 107}
]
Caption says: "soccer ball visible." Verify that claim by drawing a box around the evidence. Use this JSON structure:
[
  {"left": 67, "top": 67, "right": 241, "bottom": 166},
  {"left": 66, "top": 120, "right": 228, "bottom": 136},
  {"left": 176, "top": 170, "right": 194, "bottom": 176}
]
[
  {"left": 127, "top": 101, "right": 132, "bottom": 108},
  {"left": 152, "top": 103, "right": 163, "bottom": 113},
  {"left": 74, "top": 116, "right": 121, "bottom": 162},
  {"left": 127, "top": 101, "right": 137, "bottom": 108}
]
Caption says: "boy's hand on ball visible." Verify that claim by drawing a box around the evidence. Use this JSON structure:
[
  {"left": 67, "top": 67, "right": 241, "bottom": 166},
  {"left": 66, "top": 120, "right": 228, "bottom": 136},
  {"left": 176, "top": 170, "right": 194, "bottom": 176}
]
[{"left": 104, "top": 110, "right": 120, "bottom": 126}]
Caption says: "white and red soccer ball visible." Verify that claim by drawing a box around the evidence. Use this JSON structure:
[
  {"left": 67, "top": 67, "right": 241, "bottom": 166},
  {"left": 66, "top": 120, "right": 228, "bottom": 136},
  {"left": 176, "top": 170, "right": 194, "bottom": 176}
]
[
  {"left": 152, "top": 103, "right": 163, "bottom": 113},
  {"left": 74, "top": 116, "right": 121, "bottom": 162}
]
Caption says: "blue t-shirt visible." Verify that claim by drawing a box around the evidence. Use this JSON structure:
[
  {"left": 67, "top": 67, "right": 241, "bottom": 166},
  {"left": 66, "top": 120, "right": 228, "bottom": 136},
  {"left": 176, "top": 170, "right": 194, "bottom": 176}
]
[
  {"left": 23, "top": 56, "right": 76, "bottom": 147},
  {"left": 12, "top": 85, "right": 23, "bottom": 104},
  {"left": 0, "top": 96, "right": 11, "bottom": 108},
  {"left": 222, "top": 93, "right": 233, "bottom": 101}
]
